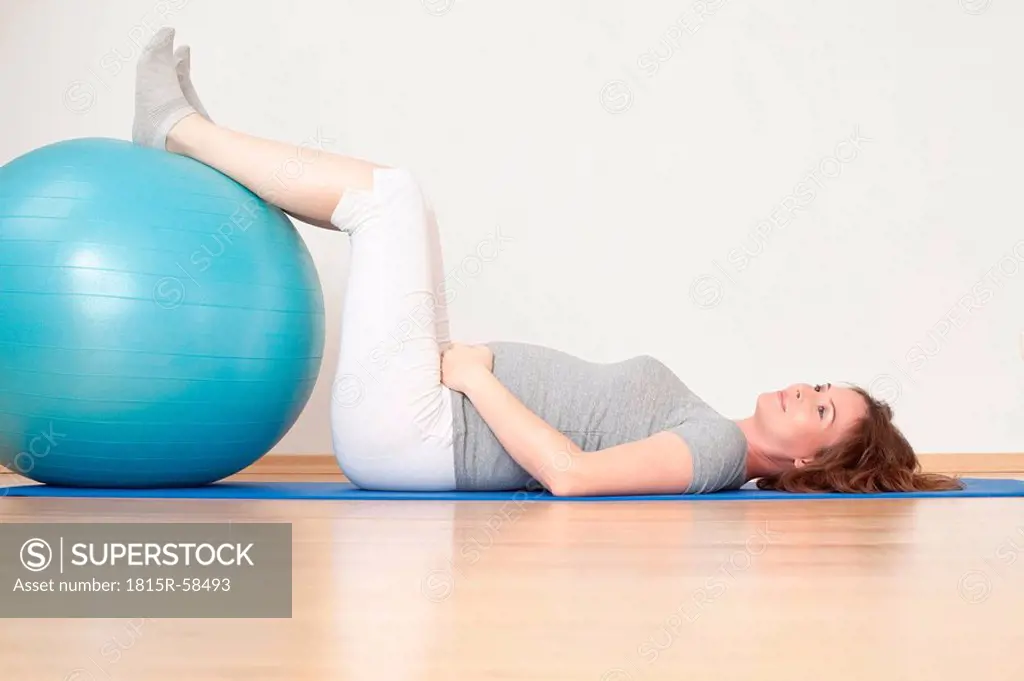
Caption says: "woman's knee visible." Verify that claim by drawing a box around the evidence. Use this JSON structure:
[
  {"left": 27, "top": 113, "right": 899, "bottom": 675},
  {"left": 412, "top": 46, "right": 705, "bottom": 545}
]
[{"left": 333, "top": 167, "right": 430, "bottom": 237}]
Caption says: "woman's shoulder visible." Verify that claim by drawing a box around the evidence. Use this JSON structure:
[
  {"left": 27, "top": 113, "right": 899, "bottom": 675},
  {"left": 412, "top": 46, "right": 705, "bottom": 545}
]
[{"left": 668, "top": 417, "right": 748, "bottom": 493}]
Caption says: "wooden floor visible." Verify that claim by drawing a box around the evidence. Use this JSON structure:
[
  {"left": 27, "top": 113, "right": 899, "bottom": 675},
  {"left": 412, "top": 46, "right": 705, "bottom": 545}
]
[{"left": 1, "top": 472, "right": 1022, "bottom": 680}]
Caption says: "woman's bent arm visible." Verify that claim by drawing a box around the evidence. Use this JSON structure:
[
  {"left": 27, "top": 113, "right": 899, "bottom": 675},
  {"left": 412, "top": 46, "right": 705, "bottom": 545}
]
[{"left": 459, "top": 369, "right": 695, "bottom": 496}]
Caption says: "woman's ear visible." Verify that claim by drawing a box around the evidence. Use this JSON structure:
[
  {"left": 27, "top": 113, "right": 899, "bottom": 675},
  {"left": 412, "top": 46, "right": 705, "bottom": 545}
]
[{"left": 793, "top": 458, "right": 810, "bottom": 469}]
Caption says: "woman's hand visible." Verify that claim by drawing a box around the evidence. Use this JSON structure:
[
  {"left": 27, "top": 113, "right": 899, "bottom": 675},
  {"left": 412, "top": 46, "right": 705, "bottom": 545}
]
[{"left": 441, "top": 343, "right": 494, "bottom": 393}]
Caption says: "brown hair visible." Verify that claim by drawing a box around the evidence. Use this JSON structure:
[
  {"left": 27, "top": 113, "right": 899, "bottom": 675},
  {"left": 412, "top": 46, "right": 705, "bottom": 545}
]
[{"left": 756, "top": 386, "right": 963, "bottom": 493}]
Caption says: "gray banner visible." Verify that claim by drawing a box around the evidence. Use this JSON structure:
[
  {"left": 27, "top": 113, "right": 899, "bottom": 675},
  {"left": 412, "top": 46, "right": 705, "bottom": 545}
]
[{"left": 0, "top": 523, "right": 291, "bottom": 618}]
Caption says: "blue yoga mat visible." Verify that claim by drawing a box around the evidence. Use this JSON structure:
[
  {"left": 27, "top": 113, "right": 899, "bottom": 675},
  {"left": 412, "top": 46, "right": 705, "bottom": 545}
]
[{"left": 3, "top": 478, "right": 1022, "bottom": 501}]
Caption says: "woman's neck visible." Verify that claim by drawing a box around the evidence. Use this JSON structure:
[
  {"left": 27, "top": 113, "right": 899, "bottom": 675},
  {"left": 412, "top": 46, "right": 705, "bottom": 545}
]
[{"left": 734, "top": 417, "right": 787, "bottom": 482}]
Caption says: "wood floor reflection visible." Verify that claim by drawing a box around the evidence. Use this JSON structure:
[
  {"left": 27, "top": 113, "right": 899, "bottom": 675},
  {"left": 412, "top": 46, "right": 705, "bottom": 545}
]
[{"left": 1, "top": 473, "right": 1021, "bottom": 680}]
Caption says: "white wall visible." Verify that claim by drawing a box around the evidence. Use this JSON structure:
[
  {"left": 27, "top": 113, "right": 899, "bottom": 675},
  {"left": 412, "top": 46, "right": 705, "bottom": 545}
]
[{"left": 2, "top": 0, "right": 1022, "bottom": 455}]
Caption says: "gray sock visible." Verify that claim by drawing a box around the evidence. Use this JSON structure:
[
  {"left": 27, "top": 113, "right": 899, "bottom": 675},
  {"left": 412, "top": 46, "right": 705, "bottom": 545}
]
[
  {"left": 132, "top": 27, "right": 196, "bottom": 149},
  {"left": 174, "top": 45, "right": 212, "bottom": 121}
]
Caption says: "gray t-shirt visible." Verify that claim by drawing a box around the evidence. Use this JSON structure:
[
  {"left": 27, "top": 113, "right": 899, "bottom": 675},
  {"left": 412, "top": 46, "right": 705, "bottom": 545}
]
[{"left": 451, "top": 341, "right": 748, "bottom": 494}]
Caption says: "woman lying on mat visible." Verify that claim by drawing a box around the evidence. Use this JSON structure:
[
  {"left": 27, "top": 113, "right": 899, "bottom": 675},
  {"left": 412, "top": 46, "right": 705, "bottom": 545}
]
[{"left": 134, "top": 29, "right": 961, "bottom": 497}]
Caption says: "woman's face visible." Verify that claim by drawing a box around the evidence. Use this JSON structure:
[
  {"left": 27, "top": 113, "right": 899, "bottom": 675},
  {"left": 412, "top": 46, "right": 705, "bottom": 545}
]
[{"left": 752, "top": 383, "right": 869, "bottom": 465}]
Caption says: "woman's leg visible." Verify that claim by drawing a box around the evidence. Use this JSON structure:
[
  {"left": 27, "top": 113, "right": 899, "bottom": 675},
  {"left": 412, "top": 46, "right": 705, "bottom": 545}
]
[
  {"left": 174, "top": 43, "right": 340, "bottom": 232},
  {"left": 140, "top": 31, "right": 457, "bottom": 490},
  {"left": 323, "top": 164, "right": 458, "bottom": 491},
  {"left": 167, "top": 117, "right": 458, "bottom": 490},
  {"left": 166, "top": 115, "right": 380, "bottom": 221},
  {"left": 135, "top": 27, "right": 383, "bottom": 222}
]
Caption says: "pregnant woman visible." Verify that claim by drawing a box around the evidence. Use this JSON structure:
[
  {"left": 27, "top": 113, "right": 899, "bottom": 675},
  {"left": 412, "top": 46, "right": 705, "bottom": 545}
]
[{"left": 134, "top": 29, "right": 960, "bottom": 496}]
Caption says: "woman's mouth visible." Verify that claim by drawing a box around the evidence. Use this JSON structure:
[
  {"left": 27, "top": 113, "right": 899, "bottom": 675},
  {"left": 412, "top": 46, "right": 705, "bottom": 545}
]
[{"left": 778, "top": 391, "right": 786, "bottom": 411}]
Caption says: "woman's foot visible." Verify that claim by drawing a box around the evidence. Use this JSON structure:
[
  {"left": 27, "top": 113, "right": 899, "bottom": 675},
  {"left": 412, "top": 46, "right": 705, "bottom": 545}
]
[
  {"left": 174, "top": 45, "right": 213, "bottom": 121},
  {"left": 131, "top": 27, "right": 197, "bottom": 150}
]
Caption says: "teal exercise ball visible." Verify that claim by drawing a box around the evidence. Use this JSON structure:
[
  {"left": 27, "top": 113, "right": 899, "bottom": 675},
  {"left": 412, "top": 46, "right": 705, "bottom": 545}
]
[{"left": 0, "top": 138, "right": 326, "bottom": 487}]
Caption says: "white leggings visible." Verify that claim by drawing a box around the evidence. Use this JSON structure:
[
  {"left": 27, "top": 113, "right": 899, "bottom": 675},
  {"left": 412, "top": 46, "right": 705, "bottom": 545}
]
[{"left": 328, "top": 168, "right": 458, "bottom": 491}]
